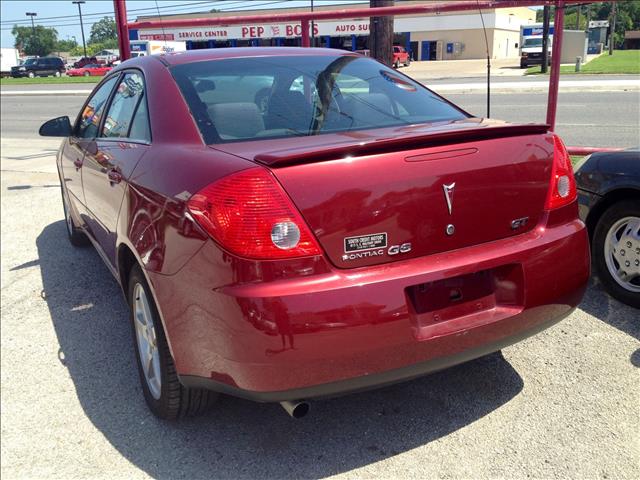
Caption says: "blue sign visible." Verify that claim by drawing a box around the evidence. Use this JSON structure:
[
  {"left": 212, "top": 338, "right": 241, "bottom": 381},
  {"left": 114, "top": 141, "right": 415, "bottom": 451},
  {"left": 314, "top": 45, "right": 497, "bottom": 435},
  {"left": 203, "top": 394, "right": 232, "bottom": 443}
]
[
  {"left": 447, "top": 43, "right": 453, "bottom": 53},
  {"left": 523, "top": 26, "right": 555, "bottom": 36},
  {"left": 131, "top": 43, "right": 147, "bottom": 52}
]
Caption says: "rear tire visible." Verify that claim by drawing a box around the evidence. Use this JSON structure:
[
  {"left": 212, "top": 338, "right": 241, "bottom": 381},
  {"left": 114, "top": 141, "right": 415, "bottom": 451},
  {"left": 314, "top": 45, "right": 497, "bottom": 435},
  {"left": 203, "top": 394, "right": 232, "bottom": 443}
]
[
  {"left": 393, "top": 60, "right": 400, "bottom": 69},
  {"left": 592, "top": 200, "right": 640, "bottom": 308},
  {"left": 61, "top": 187, "right": 89, "bottom": 247},
  {"left": 128, "top": 265, "right": 218, "bottom": 419}
]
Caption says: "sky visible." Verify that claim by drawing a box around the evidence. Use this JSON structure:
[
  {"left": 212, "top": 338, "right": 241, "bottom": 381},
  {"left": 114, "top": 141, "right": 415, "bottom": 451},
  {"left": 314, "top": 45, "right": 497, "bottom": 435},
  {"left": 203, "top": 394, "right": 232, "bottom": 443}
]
[{"left": 0, "top": 0, "right": 368, "bottom": 49}]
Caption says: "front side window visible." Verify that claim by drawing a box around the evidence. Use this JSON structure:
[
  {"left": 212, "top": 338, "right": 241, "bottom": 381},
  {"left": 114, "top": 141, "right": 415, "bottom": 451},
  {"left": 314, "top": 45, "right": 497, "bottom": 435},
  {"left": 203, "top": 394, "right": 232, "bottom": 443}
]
[
  {"left": 171, "top": 55, "right": 467, "bottom": 144},
  {"left": 101, "top": 72, "right": 146, "bottom": 139},
  {"left": 76, "top": 76, "right": 118, "bottom": 139}
]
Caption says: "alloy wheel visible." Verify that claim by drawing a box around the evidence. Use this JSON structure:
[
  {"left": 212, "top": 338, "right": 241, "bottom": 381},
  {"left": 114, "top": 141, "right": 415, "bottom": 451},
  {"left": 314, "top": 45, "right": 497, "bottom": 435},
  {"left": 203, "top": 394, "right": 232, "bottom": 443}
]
[
  {"left": 133, "top": 283, "right": 162, "bottom": 400},
  {"left": 604, "top": 216, "right": 640, "bottom": 293}
]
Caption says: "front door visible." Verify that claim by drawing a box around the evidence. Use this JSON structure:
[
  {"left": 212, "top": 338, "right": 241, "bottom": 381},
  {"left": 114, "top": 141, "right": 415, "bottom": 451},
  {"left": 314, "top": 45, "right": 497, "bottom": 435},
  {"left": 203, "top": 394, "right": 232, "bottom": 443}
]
[
  {"left": 82, "top": 71, "right": 151, "bottom": 266},
  {"left": 410, "top": 41, "right": 419, "bottom": 61},
  {"left": 60, "top": 75, "right": 119, "bottom": 225}
]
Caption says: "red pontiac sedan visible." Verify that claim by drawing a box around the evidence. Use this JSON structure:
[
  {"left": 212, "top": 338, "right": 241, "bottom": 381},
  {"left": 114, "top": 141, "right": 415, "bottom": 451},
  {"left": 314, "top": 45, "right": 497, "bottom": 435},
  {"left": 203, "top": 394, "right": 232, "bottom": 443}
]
[
  {"left": 39, "top": 48, "right": 590, "bottom": 420},
  {"left": 66, "top": 63, "right": 112, "bottom": 77}
]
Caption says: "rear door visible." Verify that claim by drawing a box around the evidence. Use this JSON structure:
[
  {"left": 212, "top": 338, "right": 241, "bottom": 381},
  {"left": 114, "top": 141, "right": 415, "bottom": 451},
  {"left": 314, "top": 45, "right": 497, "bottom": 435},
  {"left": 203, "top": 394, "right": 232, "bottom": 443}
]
[
  {"left": 82, "top": 71, "right": 151, "bottom": 265},
  {"left": 43, "top": 58, "right": 54, "bottom": 76}
]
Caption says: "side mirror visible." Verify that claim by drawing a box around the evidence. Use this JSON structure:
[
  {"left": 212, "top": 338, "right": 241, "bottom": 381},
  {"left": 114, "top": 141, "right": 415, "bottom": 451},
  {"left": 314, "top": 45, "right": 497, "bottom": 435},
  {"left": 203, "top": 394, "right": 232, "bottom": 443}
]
[{"left": 39, "top": 116, "right": 72, "bottom": 137}]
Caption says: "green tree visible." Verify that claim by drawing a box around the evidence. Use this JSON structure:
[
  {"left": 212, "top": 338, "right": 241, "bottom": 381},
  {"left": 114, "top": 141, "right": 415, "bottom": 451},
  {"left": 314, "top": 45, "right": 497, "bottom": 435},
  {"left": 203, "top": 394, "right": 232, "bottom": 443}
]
[
  {"left": 536, "top": 2, "right": 640, "bottom": 48},
  {"left": 88, "top": 16, "right": 117, "bottom": 44},
  {"left": 70, "top": 39, "right": 118, "bottom": 57},
  {"left": 11, "top": 25, "right": 58, "bottom": 56},
  {"left": 55, "top": 38, "right": 78, "bottom": 52}
]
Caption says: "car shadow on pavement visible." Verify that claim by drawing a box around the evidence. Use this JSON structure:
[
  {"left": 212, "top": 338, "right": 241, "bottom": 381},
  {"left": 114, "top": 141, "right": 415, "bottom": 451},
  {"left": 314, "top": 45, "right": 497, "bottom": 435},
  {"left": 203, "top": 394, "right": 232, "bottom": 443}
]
[
  {"left": 37, "top": 220, "right": 524, "bottom": 479},
  {"left": 579, "top": 278, "right": 639, "bottom": 341}
]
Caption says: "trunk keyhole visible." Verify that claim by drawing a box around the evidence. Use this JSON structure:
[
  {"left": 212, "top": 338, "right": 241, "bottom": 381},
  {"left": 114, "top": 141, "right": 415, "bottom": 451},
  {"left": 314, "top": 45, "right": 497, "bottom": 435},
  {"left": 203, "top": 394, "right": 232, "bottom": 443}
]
[{"left": 449, "top": 289, "right": 463, "bottom": 302}]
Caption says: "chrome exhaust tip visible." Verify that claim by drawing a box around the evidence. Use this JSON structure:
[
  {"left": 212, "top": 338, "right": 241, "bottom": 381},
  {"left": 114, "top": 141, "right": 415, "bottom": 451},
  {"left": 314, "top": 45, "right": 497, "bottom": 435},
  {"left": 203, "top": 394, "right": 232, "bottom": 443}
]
[{"left": 280, "top": 400, "right": 309, "bottom": 418}]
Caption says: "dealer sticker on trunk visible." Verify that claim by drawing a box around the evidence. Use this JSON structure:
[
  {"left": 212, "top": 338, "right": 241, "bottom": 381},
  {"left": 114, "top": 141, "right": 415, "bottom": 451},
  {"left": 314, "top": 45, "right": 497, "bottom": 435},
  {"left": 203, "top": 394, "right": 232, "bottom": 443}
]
[{"left": 344, "top": 232, "right": 388, "bottom": 253}]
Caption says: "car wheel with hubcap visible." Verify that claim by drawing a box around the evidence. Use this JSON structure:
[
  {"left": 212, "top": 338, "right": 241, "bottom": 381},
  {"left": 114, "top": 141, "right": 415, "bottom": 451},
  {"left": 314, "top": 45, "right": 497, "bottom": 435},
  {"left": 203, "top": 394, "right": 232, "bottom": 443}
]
[
  {"left": 128, "top": 265, "right": 218, "bottom": 419},
  {"left": 61, "top": 187, "right": 89, "bottom": 247},
  {"left": 27, "top": 71, "right": 35, "bottom": 78},
  {"left": 593, "top": 200, "right": 640, "bottom": 308},
  {"left": 54, "top": 70, "right": 61, "bottom": 77}
]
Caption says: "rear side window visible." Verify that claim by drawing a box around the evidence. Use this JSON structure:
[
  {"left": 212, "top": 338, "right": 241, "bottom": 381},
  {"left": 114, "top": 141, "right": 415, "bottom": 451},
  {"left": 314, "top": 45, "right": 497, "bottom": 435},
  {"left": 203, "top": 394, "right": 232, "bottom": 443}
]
[
  {"left": 101, "top": 72, "right": 147, "bottom": 140},
  {"left": 128, "top": 93, "right": 151, "bottom": 142},
  {"left": 76, "top": 76, "right": 118, "bottom": 139},
  {"left": 171, "top": 55, "right": 467, "bottom": 144}
]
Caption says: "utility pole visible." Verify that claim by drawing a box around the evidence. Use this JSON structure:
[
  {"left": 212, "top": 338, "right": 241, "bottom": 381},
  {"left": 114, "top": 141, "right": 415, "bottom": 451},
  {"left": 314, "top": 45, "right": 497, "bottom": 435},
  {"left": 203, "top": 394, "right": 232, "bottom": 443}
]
[
  {"left": 25, "top": 12, "right": 37, "bottom": 36},
  {"left": 369, "top": 0, "right": 394, "bottom": 66},
  {"left": 25, "top": 12, "right": 37, "bottom": 55},
  {"left": 608, "top": 1, "right": 616, "bottom": 55},
  {"left": 541, "top": 5, "right": 550, "bottom": 74},
  {"left": 576, "top": 5, "right": 580, "bottom": 30},
  {"left": 72, "top": 1, "right": 87, "bottom": 58}
]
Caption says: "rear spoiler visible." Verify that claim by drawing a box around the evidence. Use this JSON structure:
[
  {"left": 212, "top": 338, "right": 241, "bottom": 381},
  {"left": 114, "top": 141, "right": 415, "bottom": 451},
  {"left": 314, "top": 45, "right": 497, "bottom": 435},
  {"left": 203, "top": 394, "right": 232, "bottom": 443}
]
[{"left": 254, "top": 123, "right": 550, "bottom": 167}]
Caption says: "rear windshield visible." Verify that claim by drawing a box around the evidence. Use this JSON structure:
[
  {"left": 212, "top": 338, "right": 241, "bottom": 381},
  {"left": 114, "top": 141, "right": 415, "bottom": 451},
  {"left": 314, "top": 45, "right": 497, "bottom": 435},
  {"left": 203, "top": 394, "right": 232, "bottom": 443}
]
[{"left": 171, "top": 55, "right": 467, "bottom": 144}]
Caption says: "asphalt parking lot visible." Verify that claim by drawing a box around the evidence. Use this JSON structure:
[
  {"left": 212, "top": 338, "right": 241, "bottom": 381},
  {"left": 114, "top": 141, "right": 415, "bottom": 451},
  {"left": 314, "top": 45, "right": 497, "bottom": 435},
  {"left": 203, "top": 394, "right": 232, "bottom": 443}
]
[{"left": 1, "top": 88, "right": 638, "bottom": 479}]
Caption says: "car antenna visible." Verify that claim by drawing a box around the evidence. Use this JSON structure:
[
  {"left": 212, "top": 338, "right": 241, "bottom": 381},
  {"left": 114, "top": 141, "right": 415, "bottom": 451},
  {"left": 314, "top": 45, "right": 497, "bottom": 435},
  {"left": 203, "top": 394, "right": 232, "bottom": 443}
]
[{"left": 477, "top": 0, "right": 491, "bottom": 118}]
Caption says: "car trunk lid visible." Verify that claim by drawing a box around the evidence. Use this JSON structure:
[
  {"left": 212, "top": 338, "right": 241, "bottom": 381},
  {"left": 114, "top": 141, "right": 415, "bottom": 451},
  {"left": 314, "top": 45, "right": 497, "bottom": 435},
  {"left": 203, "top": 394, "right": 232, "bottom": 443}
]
[{"left": 211, "top": 119, "right": 554, "bottom": 269}]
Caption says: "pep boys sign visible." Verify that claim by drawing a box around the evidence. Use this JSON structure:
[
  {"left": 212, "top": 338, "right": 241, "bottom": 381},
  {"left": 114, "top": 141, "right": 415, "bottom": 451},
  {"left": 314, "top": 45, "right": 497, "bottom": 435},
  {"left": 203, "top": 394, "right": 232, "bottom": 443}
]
[{"left": 140, "top": 19, "right": 370, "bottom": 41}]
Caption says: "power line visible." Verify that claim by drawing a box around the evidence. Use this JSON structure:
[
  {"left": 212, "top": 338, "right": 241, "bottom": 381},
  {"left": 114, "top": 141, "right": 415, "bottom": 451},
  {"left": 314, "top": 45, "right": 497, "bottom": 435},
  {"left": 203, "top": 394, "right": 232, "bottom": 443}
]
[
  {"left": 2, "top": 0, "right": 291, "bottom": 31},
  {"left": 0, "top": 1, "right": 228, "bottom": 25}
]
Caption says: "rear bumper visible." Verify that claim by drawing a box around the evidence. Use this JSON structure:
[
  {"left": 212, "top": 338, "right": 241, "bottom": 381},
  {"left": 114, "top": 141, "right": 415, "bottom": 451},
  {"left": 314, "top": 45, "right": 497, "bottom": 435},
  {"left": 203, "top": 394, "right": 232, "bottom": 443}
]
[
  {"left": 521, "top": 56, "right": 549, "bottom": 67},
  {"left": 147, "top": 210, "right": 590, "bottom": 401},
  {"left": 577, "top": 188, "right": 602, "bottom": 224},
  {"left": 179, "top": 308, "right": 574, "bottom": 402}
]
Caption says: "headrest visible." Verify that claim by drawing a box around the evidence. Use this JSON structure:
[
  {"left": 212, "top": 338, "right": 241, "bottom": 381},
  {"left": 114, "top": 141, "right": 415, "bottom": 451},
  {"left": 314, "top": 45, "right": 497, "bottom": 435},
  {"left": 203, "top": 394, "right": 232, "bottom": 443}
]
[{"left": 208, "top": 103, "right": 265, "bottom": 139}]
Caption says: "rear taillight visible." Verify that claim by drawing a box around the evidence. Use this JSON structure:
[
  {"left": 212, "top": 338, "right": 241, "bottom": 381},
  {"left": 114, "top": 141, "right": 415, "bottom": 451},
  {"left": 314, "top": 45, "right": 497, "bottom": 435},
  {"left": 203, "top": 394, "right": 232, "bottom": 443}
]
[
  {"left": 187, "top": 168, "right": 321, "bottom": 259},
  {"left": 544, "top": 134, "right": 577, "bottom": 210}
]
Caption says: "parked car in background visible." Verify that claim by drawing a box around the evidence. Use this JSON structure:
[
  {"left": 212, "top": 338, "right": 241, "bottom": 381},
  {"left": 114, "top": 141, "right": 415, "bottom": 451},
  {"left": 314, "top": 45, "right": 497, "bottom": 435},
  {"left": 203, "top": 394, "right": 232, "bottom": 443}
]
[
  {"left": 94, "top": 49, "right": 119, "bottom": 65},
  {"left": 10, "top": 57, "right": 65, "bottom": 78},
  {"left": 575, "top": 149, "right": 640, "bottom": 307},
  {"left": 66, "top": 64, "right": 113, "bottom": 77},
  {"left": 39, "top": 48, "right": 589, "bottom": 420},
  {"left": 393, "top": 45, "right": 411, "bottom": 68},
  {"left": 353, "top": 47, "right": 410, "bottom": 68},
  {"left": 73, "top": 56, "right": 99, "bottom": 69}
]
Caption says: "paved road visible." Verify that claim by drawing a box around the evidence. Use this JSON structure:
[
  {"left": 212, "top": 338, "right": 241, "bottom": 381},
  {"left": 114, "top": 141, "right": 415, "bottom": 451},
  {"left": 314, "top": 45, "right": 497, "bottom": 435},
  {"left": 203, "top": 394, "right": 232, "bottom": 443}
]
[
  {"left": 2, "top": 74, "right": 638, "bottom": 91},
  {"left": 2, "top": 88, "right": 638, "bottom": 148},
  {"left": 1, "top": 85, "right": 638, "bottom": 479}
]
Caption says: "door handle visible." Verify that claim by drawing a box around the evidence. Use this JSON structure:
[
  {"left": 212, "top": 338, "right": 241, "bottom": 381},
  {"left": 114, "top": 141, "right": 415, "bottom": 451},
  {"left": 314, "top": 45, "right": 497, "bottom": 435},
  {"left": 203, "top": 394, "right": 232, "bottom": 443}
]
[
  {"left": 107, "top": 169, "right": 123, "bottom": 185},
  {"left": 73, "top": 158, "right": 83, "bottom": 170}
]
